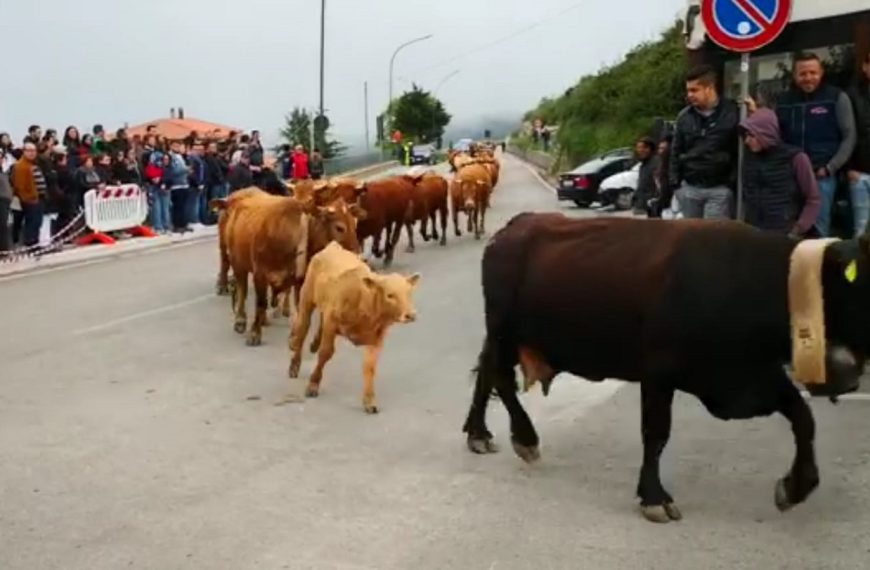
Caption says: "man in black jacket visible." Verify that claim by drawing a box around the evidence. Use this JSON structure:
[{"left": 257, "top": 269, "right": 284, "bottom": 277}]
[
  {"left": 633, "top": 137, "right": 659, "bottom": 216},
  {"left": 848, "top": 52, "right": 870, "bottom": 236},
  {"left": 668, "top": 65, "right": 739, "bottom": 220}
]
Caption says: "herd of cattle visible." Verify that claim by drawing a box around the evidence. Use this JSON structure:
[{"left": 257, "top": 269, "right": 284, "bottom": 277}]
[
  {"left": 209, "top": 145, "right": 501, "bottom": 414},
  {"left": 207, "top": 143, "right": 870, "bottom": 525}
]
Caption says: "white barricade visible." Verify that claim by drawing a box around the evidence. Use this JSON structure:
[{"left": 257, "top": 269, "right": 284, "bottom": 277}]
[{"left": 80, "top": 184, "right": 155, "bottom": 245}]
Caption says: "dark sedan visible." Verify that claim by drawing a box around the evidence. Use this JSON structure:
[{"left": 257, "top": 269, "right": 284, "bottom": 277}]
[{"left": 556, "top": 148, "right": 635, "bottom": 207}]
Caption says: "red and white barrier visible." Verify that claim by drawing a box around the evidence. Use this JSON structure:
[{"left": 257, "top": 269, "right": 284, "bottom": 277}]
[{"left": 78, "top": 184, "right": 156, "bottom": 245}]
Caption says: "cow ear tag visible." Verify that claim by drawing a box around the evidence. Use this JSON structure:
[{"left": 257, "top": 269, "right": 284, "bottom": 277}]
[{"left": 845, "top": 260, "right": 858, "bottom": 283}]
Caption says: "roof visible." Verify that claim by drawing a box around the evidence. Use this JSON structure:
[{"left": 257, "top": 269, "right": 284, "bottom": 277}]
[{"left": 125, "top": 117, "right": 243, "bottom": 141}]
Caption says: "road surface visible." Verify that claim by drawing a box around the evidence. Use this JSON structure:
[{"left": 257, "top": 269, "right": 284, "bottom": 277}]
[{"left": 2, "top": 155, "right": 869, "bottom": 570}]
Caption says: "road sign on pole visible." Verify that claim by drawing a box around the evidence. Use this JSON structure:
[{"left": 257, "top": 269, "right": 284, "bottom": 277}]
[
  {"left": 700, "top": 0, "right": 792, "bottom": 222},
  {"left": 701, "top": 0, "right": 792, "bottom": 53}
]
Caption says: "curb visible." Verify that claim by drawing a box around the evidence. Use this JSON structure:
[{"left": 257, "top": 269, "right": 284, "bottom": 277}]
[{"left": 0, "top": 230, "right": 218, "bottom": 280}]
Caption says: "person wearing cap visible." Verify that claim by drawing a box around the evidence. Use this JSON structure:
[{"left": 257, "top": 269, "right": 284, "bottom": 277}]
[{"left": 739, "top": 108, "right": 821, "bottom": 239}]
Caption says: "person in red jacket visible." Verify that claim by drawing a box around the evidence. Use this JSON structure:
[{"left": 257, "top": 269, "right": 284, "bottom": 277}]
[{"left": 291, "top": 144, "right": 310, "bottom": 180}]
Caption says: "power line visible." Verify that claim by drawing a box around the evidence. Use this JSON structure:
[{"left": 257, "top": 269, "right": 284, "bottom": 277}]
[{"left": 413, "top": 1, "right": 586, "bottom": 75}]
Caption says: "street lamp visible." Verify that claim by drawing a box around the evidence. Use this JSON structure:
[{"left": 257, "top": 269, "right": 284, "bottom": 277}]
[{"left": 387, "top": 33, "right": 434, "bottom": 133}]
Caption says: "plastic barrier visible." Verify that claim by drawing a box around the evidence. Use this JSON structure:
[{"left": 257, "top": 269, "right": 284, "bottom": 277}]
[{"left": 78, "top": 184, "right": 156, "bottom": 245}]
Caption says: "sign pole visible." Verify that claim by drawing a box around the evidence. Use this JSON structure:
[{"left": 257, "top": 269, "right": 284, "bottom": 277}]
[
  {"left": 736, "top": 52, "right": 750, "bottom": 223},
  {"left": 700, "top": 0, "right": 793, "bottom": 224}
]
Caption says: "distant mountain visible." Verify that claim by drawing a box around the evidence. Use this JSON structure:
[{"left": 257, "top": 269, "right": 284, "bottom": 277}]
[{"left": 442, "top": 114, "right": 520, "bottom": 142}]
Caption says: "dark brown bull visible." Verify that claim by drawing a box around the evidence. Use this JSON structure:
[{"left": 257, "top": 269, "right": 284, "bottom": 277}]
[{"left": 465, "top": 213, "right": 870, "bottom": 523}]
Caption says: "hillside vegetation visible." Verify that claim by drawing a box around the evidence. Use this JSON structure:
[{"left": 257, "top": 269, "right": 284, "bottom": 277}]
[{"left": 522, "top": 20, "right": 687, "bottom": 168}]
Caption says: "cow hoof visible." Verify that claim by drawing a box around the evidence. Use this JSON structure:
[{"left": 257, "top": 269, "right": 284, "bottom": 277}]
[
  {"left": 640, "top": 504, "right": 681, "bottom": 523},
  {"left": 439, "top": 238, "right": 447, "bottom": 247},
  {"left": 405, "top": 246, "right": 415, "bottom": 254},
  {"left": 288, "top": 362, "right": 301, "bottom": 379},
  {"left": 305, "top": 384, "right": 320, "bottom": 398},
  {"left": 775, "top": 478, "right": 794, "bottom": 512},
  {"left": 364, "top": 404, "right": 379, "bottom": 414},
  {"left": 233, "top": 321, "right": 246, "bottom": 334},
  {"left": 511, "top": 440, "right": 540, "bottom": 464},
  {"left": 271, "top": 308, "right": 284, "bottom": 320},
  {"left": 467, "top": 436, "right": 498, "bottom": 454},
  {"left": 455, "top": 231, "right": 462, "bottom": 237},
  {"left": 216, "top": 284, "right": 229, "bottom": 296},
  {"left": 246, "top": 334, "right": 262, "bottom": 347}
]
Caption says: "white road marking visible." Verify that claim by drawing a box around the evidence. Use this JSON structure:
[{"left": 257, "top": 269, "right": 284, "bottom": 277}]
[
  {"left": 509, "top": 154, "right": 556, "bottom": 194},
  {"left": 72, "top": 294, "right": 214, "bottom": 335},
  {"left": 0, "top": 236, "right": 214, "bottom": 283},
  {"left": 802, "top": 391, "right": 870, "bottom": 402}
]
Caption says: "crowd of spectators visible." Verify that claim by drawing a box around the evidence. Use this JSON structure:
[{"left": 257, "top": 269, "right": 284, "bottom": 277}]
[{"left": 0, "top": 123, "right": 326, "bottom": 256}]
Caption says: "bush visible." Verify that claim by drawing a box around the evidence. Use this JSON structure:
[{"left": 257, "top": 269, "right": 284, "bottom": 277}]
[{"left": 525, "top": 21, "right": 687, "bottom": 167}]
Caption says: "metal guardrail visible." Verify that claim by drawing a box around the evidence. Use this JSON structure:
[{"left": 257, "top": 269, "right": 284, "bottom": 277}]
[
  {"left": 323, "top": 152, "right": 387, "bottom": 176},
  {"left": 506, "top": 144, "right": 556, "bottom": 172}
]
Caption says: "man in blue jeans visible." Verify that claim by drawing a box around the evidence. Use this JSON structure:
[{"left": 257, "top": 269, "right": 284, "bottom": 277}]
[
  {"left": 848, "top": 52, "right": 870, "bottom": 236},
  {"left": 751, "top": 52, "right": 856, "bottom": 237}
]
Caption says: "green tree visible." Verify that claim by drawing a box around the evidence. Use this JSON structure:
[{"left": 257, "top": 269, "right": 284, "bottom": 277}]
[
  {"left": 389, "top": 84, "right": 451, "bottom": 143},
  {"left": 278, "top": 107, "right": 346, "bottom": 159}
]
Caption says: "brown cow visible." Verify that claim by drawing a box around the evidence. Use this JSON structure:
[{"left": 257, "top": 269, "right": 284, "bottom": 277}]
[
  {"left": 354, "top": 175, "right": 416, "bottom": 267},
  {"left": 414, "top": 172, "right": 449, "bottom": 250},
  {"left": 451, "top": 163, "right": 492, "bottom": 239},
  {"left": 401, "top": 169, "right": 448, "bottom": 252},
  {"left": 288, "top": 241, "right": 421, "bottom": 413},
  {"left": 212, "top": 188, "right": 361, "bottom": 346}
]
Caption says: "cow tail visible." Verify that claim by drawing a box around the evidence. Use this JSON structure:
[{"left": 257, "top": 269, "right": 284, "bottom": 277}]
[{"left": 472, "top": 225, "right": 528, "bottom": 395}]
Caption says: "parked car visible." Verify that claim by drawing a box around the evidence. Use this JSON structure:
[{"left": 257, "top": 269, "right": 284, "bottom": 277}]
[
  {"left": 410, "top": 144, "right": 436, "bottom": 165},
  {"left": 598, "top": 162, "right": 640, "bottom": 211},
  {"left": 453, "top": 138, "right": 474, "bottom": 153},
  {"left": 556, "top": 148, "right": 634, "bottom": 207}
]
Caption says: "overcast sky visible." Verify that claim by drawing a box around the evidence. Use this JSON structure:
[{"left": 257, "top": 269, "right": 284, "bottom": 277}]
[{"left": 1, "top": 0, "right": 686, "bottom": 150}]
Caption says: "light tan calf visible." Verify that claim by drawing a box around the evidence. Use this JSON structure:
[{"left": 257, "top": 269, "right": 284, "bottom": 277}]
[{"left": 288, "top": 241, "right": 421, "bottom": 413}]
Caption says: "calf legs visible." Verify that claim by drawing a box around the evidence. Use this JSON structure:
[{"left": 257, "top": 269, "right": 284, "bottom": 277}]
[
  {"left": 636, "top": 382, "right": 681, "bottom": 523},
  {"left": 306, "top": 319, "right": 337, "bottom": 398},
  {"left": 362, "top": 342, "right": 384, "bottom": 414}
]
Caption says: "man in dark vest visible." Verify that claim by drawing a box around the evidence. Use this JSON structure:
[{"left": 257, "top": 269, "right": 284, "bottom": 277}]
[
  {"left": 848, "top": 52, "right": 870, "bottom": 236},
  {"left": 739, "top": 108, "right": 820, "bottom": 238},
  {"left": 753, "top": 52, "right": 855, "bottom": 236}
]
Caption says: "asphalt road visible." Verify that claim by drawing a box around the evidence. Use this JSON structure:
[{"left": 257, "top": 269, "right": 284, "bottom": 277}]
[{"left": 2, "top": 155, "right": 870, "bottom": 570}]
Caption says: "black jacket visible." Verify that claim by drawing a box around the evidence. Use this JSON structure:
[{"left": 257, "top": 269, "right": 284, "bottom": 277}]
[
  {"left": 849, "top": 81, "right": 870, "bottom": 173},
  {"left": 228, "top": 164, "right": 253, "bottom": 192},
  {"left": 203, "top": 154, "right": 227, "bottom": 186},
  {"left": 668, "top": 98, "right": 739, "bottom": 190}
]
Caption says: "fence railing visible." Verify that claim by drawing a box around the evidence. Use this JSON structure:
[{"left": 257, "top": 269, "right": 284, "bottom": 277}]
[{"left": 323, "top": 152, "right": 389, "bottom": 176}]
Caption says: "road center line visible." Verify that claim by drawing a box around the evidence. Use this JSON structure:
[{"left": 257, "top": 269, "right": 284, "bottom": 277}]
[{"left": 72, "top": 294, "right": 214, "bottom": 336}]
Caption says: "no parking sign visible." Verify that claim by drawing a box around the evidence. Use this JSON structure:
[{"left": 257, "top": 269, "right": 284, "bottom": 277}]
[{"left": 701, "top": 0, "right": 793, "bottom": 52}]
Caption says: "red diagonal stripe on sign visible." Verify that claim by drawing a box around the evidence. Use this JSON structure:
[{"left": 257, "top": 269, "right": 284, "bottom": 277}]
[{"left": 731, "top": 0, "right": 773, "bottom": 27}]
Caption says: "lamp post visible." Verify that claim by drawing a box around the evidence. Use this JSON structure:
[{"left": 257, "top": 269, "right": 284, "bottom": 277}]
[
  {"left": 319, "top": 0, "right": 326, "bottom": 118},
  {"left": 387, "top": 34, "right": 433, "bottom": 136}
]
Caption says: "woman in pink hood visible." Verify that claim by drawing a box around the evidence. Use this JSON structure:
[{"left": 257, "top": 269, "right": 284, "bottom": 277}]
[{"left": 740, "top": 107, "right": 821, "bottom": 239}]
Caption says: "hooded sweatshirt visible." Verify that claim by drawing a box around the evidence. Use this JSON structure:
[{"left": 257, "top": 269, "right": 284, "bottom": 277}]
[{"left": 740, "top": 108, "right": 820, "bottom": 234}]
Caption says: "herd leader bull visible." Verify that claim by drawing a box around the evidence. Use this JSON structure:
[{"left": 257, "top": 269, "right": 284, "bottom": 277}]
[{"left": 463, "top": 213, "right": 870, "bottom": 523}]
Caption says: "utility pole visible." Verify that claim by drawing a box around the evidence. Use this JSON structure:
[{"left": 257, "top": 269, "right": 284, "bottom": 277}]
[
  {"left": 364, "top": 81, "right": 370, "bottom": 153},
  {"left": 319, "top": 0, "right": 326, "bottom": 118}
]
